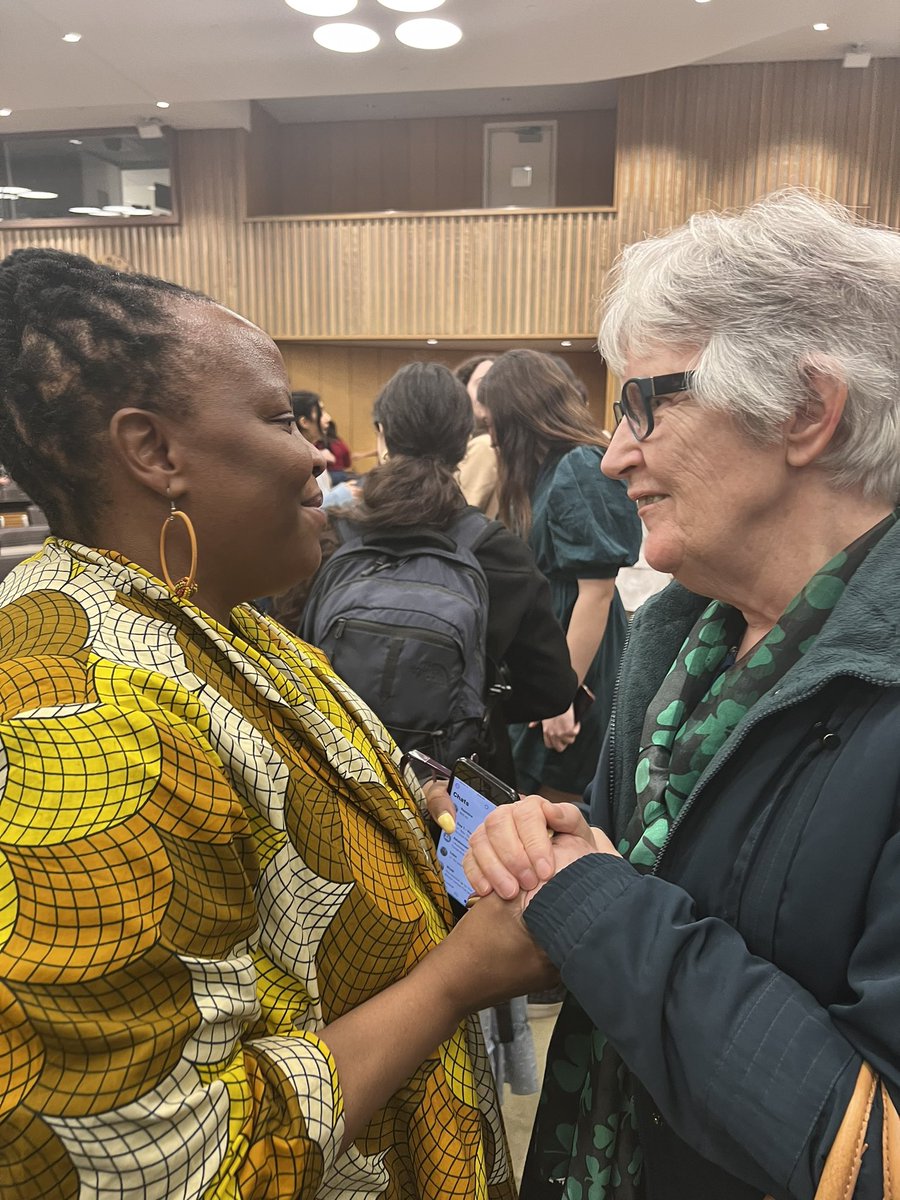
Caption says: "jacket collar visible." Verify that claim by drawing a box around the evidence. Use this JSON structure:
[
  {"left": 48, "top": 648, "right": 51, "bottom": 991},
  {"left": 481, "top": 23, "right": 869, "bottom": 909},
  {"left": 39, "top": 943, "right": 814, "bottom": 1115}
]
[{"left": 609, "top": 518, "right": 900, "bottom": 833}]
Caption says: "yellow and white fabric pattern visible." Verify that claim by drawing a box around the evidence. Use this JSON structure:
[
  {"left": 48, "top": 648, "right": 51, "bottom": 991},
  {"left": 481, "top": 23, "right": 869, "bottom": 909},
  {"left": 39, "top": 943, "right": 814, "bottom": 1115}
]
[{"left": 0, "top": 540, "right": 513, "bottom": 1200}]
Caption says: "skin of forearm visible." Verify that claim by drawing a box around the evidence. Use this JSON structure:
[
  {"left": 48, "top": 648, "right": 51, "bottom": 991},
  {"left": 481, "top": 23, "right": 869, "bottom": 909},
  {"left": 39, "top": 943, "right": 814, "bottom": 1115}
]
[
  {"left": 319, "top": 897, "right": 555, "bottom": 1151},
  {"left": 566, "top": 579, "right": 615, "bottom": 685},
  {"left": 318, "top": 952, "right": 463, "bottom": 1151}
]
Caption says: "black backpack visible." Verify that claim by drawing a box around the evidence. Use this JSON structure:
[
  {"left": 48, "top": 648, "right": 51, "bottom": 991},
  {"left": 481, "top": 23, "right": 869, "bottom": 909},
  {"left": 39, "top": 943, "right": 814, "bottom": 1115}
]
[{"left": 301, "top": 509, "right": 497, "bottom": 770}]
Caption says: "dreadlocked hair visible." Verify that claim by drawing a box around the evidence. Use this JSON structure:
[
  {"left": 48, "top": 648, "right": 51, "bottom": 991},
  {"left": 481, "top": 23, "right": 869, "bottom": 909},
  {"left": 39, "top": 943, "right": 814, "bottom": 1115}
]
[{"left": 0, "top": 247, "right": 210, "bottom": 539}]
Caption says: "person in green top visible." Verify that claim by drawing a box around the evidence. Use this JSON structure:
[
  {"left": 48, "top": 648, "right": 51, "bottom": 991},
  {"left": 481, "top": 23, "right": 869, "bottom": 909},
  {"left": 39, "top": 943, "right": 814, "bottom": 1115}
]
[{"left": 479, "top": 349, "right": 641, "bottom": 803}]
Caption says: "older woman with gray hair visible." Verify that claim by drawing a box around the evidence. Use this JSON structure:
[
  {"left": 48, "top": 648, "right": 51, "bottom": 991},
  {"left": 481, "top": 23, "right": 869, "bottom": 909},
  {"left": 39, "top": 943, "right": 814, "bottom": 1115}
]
[{"left": 463, "top": 191, "right": 900, "bottom": 1200}]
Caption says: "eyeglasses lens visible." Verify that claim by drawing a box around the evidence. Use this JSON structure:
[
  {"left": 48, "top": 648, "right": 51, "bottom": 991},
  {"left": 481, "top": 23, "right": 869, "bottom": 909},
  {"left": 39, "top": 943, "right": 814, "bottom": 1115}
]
[{"left": 623, "top": 381, "right": 647, "bottom": 439}]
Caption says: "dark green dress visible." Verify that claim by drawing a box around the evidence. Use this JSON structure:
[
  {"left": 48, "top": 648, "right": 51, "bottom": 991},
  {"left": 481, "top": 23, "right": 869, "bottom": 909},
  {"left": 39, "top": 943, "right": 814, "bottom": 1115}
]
[{"left": 510, "top": 445, "right": 641, "bottom": 795}]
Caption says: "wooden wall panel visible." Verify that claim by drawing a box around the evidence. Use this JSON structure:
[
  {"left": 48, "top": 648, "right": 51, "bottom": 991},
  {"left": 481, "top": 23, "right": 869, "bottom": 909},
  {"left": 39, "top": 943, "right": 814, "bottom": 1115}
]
[
  {"left": 614, "top": 58, "right": 900, "bottom": 244},
  {"left": 277, "top": 343, "right": 607, "bottom": 461},
  {"left": 0, "top": 56, "right": 896, "bottom": 394},
  {"left": 274, "top": 109, "right": 617, "bottom": 214}
]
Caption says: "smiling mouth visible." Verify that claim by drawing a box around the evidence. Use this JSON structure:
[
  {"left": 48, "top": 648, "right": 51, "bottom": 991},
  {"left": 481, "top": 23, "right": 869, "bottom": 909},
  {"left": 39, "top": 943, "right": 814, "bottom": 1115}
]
[{"left": 636, "top": 495, "right": 667, "bottom": 510}]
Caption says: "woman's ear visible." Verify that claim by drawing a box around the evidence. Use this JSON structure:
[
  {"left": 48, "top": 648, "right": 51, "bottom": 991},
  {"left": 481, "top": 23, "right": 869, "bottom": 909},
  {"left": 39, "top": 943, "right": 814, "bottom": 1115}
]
[
  {"left": 108, "top": 407, "right": 181, "bottom": 498},
  {"left": 785, "top": 366, "right": 848, "bottom": 468}
]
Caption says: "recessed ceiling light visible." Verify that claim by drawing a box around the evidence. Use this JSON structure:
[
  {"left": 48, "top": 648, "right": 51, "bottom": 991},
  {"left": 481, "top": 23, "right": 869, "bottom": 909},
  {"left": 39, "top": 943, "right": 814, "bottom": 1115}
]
[
  {"left": 694, "top": 0, "right": 712, "bottom": 5},
  {"left": 426, "top": 338, "right": 439, "bottom": 345},
  {"left": 813, "top": 21, "right": 830, "bottom": 30},
  {"left": 69, "top": 138, "right": 83, "bottom": 145},
  {"left": 313, "top": 23, "right": 379, "bottom": 51},
  {"left": 286, "top": 0, "right": 358, "bottom": 14},
  {"left": 0, "top": 109, "right": 11, "bottom": 118},
  {"left": 378, "top": 0, "right": 445, "bottom": 11},
  {"left": 560, "top": 340, "right": 573, "bottom": 347},
  {"left": 62, "top": 32, "right": 82, "bottom": 42},
  {"left": 395, "top": 17, "right": 461, "bottom": 48},
  {"left": 156, "top": 100, "right": 170, "bottom": 109}
]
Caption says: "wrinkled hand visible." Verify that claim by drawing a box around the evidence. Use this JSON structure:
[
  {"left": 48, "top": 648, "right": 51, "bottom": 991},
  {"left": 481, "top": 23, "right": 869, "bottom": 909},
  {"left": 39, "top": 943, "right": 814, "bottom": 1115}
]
[
  {"left": 537, "top": 705, "right": 580, "bottom": 753},
  {"left": 464, "top": 794, "right": 599, "bottom": 900},
  {"left": 422, "top": 778, "right": 456, "bottom": 835}
]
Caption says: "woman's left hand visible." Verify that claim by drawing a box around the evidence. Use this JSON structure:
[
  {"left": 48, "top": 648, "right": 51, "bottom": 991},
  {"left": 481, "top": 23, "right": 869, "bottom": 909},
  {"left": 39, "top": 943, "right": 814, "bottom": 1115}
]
[{"left": 537, "top": 704, "right": 580, "bottom": 752}]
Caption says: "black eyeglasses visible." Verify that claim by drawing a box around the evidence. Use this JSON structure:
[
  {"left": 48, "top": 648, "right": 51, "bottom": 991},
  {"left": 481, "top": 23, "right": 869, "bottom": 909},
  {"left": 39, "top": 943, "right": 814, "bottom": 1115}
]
[{"left": 613, "top": 371, "right": 695, "bottom": 441}]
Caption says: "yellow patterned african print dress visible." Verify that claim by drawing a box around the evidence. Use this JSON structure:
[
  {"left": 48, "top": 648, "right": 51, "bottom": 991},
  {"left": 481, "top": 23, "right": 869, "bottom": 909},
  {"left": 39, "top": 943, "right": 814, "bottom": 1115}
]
[{"left": 0, "top": 540, "right": 513, "bottom": 1200}]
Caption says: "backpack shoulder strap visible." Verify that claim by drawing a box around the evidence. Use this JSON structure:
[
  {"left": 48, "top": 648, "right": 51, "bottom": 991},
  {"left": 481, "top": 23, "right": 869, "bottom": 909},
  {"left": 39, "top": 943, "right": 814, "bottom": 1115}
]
[{"left": 446, "top": 507, "right": 499, "bottom": 556}]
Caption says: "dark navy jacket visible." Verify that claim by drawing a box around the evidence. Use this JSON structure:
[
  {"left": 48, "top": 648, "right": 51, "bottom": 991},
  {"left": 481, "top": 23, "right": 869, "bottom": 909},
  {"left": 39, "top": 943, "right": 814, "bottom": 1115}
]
[{"left": 524, "top": 519, "right": 900, "bottom": 1199}]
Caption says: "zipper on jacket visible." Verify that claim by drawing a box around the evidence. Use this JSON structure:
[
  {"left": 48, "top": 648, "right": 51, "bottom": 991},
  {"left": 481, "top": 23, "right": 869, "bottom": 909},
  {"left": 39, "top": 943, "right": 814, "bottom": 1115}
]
[
  {"left": 648, "top": 669, "right": 888, "bottom": 876},
  {"left": 606, "top": 624, "right": 632, "bottom": 824}
]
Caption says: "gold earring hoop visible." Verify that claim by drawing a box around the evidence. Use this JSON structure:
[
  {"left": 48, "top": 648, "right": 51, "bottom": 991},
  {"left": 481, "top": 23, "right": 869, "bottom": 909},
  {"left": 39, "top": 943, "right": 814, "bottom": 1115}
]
[{"left": 159, "top": 498, "right": 199, "bottom": 600}]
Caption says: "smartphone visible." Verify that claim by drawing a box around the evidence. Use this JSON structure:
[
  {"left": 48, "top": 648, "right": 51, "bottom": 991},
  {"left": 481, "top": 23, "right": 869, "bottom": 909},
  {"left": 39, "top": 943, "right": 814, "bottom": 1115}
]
[
  {"left": 403, "top": 749, "right": 452, "bottom": 779},
  {"left": 437, "top": 758, "right": 517, "bottom": 907},
  {"left": 573, "top": 683, "right": 595, "bottom": 724}
]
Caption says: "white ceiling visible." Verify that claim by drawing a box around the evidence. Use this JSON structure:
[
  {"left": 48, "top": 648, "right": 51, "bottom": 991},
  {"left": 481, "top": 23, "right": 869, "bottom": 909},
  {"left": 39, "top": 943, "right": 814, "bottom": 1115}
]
[{"left": 0, "top": 0, "right": 897, "bottom": 133}]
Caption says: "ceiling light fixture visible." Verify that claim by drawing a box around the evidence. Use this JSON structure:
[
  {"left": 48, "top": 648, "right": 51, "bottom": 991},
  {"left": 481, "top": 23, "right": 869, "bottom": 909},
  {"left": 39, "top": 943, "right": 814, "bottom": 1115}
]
[
  {"left": 560, "top": 340, "right": 573, "bottom": 347},
  {"left": 286, "top": 0, "right": 358, "bottom": 14},
  {"left": 813, "top": 21, "right": 829, "bottom": 30},
  {"left": 694, "top": 0, "right": 712, "bottom": 5},
  {"left": 69, "top": 206, "right": 114, "bottom": 216},
  {"left": 23, "top": 191, "right": 59, "bottom": 200},
  {"left": 426, "top": 338, "right": 439, "bottom": 345},
  {"left": 395, "top": 17, "right": 461, "bottom": 48},
  {"left": 313, "top": 23, "right": 380, "bottom": 51},
  {"left": 62, "top": 32, "right": 82, "bottom": 42},
  {"left": 378, "top": 0, "right": 445, "bottom": 12},
  {"left": 156, "top": 100, "right": 170, "bottom": 109},
  {"left": 0, "top": 109, "right": 12, "bottom": 118},
  {"left": 69, "top": 138, "right": 83, "bottom": 145}
]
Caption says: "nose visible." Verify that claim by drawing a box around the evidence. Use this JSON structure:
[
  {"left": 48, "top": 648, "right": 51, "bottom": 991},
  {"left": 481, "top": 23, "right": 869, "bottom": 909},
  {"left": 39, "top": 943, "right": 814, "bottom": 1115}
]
[
  {"left": 308, "top": 441, "right": 328, "bottom": 477},
  {"left": 601, "top": 416, "right": 643, "bottom": 479}
]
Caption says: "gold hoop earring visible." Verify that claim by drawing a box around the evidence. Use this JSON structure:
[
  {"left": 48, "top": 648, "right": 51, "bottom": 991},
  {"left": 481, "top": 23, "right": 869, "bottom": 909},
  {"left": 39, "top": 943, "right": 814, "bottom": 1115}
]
[{"left": 159, "top": 498, "right": 199, "bottom": 600}]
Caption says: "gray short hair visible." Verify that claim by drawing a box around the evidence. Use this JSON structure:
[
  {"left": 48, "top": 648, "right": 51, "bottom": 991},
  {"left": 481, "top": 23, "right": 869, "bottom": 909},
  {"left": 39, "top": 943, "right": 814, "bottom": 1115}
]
[{"left": 599, "top": 190, "right": 900, "bottom": 504}]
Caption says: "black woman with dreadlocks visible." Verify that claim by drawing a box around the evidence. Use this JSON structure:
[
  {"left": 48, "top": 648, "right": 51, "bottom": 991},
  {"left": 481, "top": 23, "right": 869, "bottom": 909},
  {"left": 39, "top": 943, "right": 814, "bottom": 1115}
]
[{"left": 0, "top": 249, "right": 554, "bottom": 1200}]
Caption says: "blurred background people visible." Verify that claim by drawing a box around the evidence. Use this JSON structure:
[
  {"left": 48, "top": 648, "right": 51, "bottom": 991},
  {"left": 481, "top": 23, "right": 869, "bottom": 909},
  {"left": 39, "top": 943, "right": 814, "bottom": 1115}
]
[
  {"left": 455, "top": 354, "right": 500, "bottom": 517},
  {"left": 479, "top": 348, "right": 641, "bottom": 805}
]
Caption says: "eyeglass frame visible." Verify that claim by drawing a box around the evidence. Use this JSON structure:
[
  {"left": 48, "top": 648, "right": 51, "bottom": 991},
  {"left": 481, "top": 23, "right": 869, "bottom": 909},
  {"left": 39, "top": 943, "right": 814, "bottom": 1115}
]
[{"left": 613, "top": 371, "right": 695, "bottom": 442}]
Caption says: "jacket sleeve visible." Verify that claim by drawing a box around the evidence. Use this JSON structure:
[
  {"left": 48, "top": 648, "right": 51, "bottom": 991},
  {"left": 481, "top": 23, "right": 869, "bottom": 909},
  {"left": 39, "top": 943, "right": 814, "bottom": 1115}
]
[
  {"left": 477, "top": 525, "right": 577, "bottom": 724},
  {"left": 523, "top": 846, "right": 900, "bottom": 1199},
  {"left": 0, "top": 667, "right": 344, "bottom": 1199}
]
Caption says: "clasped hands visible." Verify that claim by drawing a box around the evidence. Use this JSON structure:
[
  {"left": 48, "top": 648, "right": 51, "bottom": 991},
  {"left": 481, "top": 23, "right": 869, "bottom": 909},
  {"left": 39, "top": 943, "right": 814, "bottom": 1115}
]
[{"left": 424, "top": 781, "right": 621, "bottom": 908}]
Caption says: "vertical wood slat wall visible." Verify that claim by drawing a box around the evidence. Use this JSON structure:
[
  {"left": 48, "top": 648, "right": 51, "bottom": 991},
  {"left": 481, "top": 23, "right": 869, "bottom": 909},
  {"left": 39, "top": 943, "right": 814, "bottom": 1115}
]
[{"left": 0, "top": 59, "right": 897, "bottom": 347}]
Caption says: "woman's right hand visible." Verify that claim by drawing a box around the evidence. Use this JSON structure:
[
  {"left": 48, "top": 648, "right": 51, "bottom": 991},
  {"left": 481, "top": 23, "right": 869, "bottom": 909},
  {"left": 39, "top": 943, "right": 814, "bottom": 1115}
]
[{"left": 464, "top": 795, "right": 595, "bottom": 899}]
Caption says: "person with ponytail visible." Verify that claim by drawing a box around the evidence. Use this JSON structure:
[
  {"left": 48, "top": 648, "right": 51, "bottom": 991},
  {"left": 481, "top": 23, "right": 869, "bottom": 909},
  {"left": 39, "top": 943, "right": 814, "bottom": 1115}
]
[
  {"left": 0, "top": 248, "right": 558, "bottom": 1199},
  {"left": 478, "top": 347, "right": 642, "bottom": 805},
  {"left": 307, "top": 360, "right": 576, "bottom": 788}
]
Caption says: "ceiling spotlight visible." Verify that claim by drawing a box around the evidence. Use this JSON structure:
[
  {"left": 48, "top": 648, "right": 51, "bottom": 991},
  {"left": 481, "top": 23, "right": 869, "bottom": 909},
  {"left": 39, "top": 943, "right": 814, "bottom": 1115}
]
[
  {"left": 378, "top": 0, "right": 445, "bottom": 11},
  {"left": 313, "top": 22, "right": 380, "bottom": 51},
  {"left": 285, "top": 0, "right": 358, "bottom": 14},
  {"left": 62, "top": 32, "right": 82, "bottom": 42},
  {"left": 0, "top": 109, "right": 12, "bottom": 118},
  {"left": 156, "top": 100, "right": 170, "bottom": 109},
  {"left": 560, "top": 340, "right": 573, "bottom": 347},
  {"left": 813, "top": 21, "right": 829, "bottom": 30},
  {"left": 426, "top": 338, "right": 439, "bottom": 345},
  {"left": 395, "top": 17, "right": 461, "bottom": 48},
  {"left": 694, "top": 0, "right": 712, "bottom": 5},
  {"left": 69, "top": 138, "right": 83, "bottom": 145}
]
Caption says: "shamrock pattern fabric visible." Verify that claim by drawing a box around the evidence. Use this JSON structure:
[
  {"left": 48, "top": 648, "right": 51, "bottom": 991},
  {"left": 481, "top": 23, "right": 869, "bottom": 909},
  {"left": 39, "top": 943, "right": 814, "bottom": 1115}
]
[{"left": 521, "top": 512, "right": 897, "bottom": 1200}]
